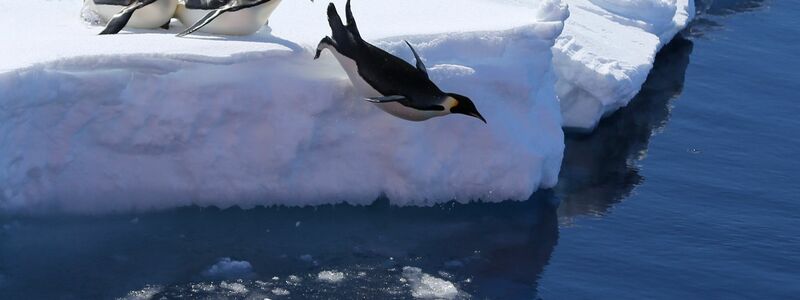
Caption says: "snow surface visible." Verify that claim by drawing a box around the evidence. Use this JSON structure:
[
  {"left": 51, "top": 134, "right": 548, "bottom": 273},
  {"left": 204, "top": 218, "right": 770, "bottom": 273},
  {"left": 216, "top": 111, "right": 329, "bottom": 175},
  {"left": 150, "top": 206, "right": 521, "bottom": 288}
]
[
  {"left": 555, "top": 0, "right": 695, "bottom": 130},
  {"left": 0, "top": 0, "right": 567, "bottom": 213}
]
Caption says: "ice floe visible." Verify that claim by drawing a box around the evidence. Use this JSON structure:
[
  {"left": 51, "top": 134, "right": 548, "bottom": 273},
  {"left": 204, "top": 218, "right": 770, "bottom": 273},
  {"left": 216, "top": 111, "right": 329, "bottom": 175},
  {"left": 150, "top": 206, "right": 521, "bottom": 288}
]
[
  {"left": 0, "top": 0, "right": 694, "bottom": 212},
  {"left": 0, "top": 0, "right": 567, "bottom": 212}
]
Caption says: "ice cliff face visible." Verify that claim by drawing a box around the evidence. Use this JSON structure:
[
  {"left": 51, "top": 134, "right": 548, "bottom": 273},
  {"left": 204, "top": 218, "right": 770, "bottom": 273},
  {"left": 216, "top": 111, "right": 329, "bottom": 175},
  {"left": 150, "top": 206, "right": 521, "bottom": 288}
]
[
  {"left": 554, "top": 0, "right": 695, "bottom": 130},
  {"left": 0, "top": 0, "right": 568, "bottom": 213}
]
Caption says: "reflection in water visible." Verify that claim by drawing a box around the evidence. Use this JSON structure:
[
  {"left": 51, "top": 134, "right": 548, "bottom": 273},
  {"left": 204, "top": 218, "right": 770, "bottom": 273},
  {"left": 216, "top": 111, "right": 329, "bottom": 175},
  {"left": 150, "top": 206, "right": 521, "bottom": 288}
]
[
  {"left": 556, "top": 37, "right": 694, "bottom": 220},
  {"left": 689, "top": 0, "right": 767, "bottom": 37},
  {"left": 0, "top": 194, "right": 558, "bottom": 299},
  {"left": 696, "top": 0, "right": 767, "bottom": 16}
]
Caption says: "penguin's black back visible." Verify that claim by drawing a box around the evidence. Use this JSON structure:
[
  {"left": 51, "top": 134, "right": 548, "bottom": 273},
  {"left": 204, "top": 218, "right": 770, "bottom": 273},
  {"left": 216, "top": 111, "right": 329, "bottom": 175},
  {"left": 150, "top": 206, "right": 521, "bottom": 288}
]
[{"left": 326, "top": 1, "right": 445, "bottom": 103}]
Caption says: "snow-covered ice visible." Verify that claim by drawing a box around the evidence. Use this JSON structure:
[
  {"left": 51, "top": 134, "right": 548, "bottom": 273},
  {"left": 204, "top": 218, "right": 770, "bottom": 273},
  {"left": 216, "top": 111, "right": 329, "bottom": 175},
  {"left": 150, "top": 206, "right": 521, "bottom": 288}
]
[
  {"left": 555, "top": 0, "right": 695, "bottom": 130},
  {"left": 0, "top": 0, "right": 568, "bottom": 213},
  {"left": 0, "top": 0, "right": 695, "bottom": 212}
]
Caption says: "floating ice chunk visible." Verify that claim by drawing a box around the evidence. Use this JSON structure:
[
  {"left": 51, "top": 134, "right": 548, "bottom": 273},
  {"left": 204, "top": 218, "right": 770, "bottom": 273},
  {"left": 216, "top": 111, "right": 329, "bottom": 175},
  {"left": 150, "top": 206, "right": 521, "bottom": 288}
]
[
  {"left": 402, "top": 267, "right": 463, "bottom": 300},
  {"left": 271, "top": 287, "right": 290, "bottom": 296},
  {"left": 117, "top": 285, "right": 163, "bottom": 300},
  {"left": 317, "top": 270, "right": 346, "bottom": 283},
  {"left": 287, "top": 275, "right": 302, "bottom": 284},
  {"left": 203, "top": 258, "right": 255, "bottom": 279},
  {"left": 220, "top": 281, "right": 249, "bottom": 295},
  {"left": 191, "top": 282, "right": 217, "bottom": 292}
]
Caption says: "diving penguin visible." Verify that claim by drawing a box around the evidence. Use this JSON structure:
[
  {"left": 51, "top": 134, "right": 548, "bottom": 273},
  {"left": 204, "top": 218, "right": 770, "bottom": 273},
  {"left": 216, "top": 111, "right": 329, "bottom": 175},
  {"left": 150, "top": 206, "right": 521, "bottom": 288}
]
[
  {"left": 314, "top": 0, "right": 486, "bottom": 123},
  {"left": 86, "top": 0, "right": 178, "bottom": 35},
  {"left": 176, "top": 0, "right": 304, "bottom": 37}
]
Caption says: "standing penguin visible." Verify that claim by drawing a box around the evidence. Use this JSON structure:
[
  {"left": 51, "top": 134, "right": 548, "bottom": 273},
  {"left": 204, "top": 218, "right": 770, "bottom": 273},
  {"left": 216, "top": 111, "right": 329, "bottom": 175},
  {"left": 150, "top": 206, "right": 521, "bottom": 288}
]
[
  {"left": 86, "top": 0, "right": 178, "bottom": 35},
  {"left": 176, "top": 0, "right": 300, "bottom": 37},
  {"left": 314, "top": 0, "right": 486, "bottom": 123}
]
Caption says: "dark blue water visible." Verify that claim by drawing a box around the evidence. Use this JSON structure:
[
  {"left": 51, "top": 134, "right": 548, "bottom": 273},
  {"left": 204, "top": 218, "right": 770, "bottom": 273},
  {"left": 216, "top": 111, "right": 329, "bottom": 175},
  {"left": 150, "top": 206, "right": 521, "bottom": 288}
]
[{"left": 1, "top": 0, "right": 798, "bottom": 299}]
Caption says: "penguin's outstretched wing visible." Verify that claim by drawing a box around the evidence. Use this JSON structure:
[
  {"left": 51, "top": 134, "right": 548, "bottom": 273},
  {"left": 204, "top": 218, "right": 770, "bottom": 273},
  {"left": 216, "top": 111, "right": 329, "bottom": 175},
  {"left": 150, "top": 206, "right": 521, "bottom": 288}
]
[
  {"left": 365, "top": 96, "right": 444, "bottom": 111},
  {"left": 177, "top": 0, "right": 276, "bottom": 37},
  {"left": 99, "top": 0, "right": 158, "bottom": 35}
]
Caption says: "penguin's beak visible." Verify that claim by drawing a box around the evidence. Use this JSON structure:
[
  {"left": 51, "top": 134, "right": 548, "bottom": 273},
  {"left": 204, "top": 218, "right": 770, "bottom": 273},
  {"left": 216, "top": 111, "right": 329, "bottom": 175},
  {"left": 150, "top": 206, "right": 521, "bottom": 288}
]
[{"left": 470, "top": 111, "right": 487, "bottom": 124}]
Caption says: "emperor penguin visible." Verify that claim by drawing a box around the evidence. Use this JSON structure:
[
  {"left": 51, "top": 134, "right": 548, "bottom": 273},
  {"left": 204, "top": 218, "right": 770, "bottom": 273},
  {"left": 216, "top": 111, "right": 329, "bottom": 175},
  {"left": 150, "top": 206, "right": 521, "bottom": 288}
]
[
  {"left": 314, "top": 1, "right": 486, "bottom": 123},
  {"left": 85, "top": 0, "right": 178, "bottom": 35},
  {"left": 176, "top": 0, "right": 301, "bottom": 36}
]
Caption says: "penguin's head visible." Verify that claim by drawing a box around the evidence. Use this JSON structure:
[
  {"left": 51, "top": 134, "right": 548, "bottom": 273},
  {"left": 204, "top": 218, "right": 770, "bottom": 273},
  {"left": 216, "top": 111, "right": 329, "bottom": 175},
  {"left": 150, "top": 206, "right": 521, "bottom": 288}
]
[{"left": 446, "top": 93, "right": 486, "bottom": 124}]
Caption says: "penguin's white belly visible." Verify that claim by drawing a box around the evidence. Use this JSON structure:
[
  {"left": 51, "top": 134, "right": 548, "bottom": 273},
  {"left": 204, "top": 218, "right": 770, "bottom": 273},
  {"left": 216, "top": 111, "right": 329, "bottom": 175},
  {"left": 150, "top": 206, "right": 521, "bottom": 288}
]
[
  {"left": 175, "top": 0, "right": 282, "bottom": 35},
  {"left": 324, "top": 47, "right": 446, "bottom": 121},
  {"left": 90, "top": 0, "right": 178, "bottom": 29}
]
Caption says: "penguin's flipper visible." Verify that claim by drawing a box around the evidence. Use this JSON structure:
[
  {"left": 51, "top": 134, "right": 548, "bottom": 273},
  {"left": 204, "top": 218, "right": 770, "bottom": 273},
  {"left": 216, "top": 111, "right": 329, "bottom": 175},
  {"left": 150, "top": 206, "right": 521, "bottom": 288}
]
[
  {"left": 99, "top": 0, "right": 156, "bottom": 35},
  {"left": 409, "top": 104, "right": 445, "bottom": 111},
  {"left": 160, "top": 20, "right": 170, "bottom": 30},
  {"left": 177, "top": 9, "right": 226, "bottom": 37},
  {"left": 404, "top": 40, "right": 428, "bottom": 77},
  {"left": 365, "top": 95, "right": 406, "bottom": 103}
]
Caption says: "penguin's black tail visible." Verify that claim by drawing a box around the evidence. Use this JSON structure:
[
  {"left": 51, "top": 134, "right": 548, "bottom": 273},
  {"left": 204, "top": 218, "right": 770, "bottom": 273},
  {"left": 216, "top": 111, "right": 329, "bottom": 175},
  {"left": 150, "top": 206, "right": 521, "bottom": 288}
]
[
  {"left": 328, "top": 1, "right": 363, "bottom": 45},
  {"left": 326, "top": 2, "right": 348, "bottom": 44},
  {"left": 316, "top": 0, "right": 362, "bottom": 60},
  {"left": 344, "top": 0, "right": 362, "bottom": 40}
]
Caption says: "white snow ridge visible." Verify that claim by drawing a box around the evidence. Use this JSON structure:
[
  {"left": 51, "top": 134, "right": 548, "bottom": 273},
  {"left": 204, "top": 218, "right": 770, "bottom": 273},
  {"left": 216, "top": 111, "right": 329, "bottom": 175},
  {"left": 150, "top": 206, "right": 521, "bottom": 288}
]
[{"left": 0, "top": 0, "right": 691, "bottom": 213}]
